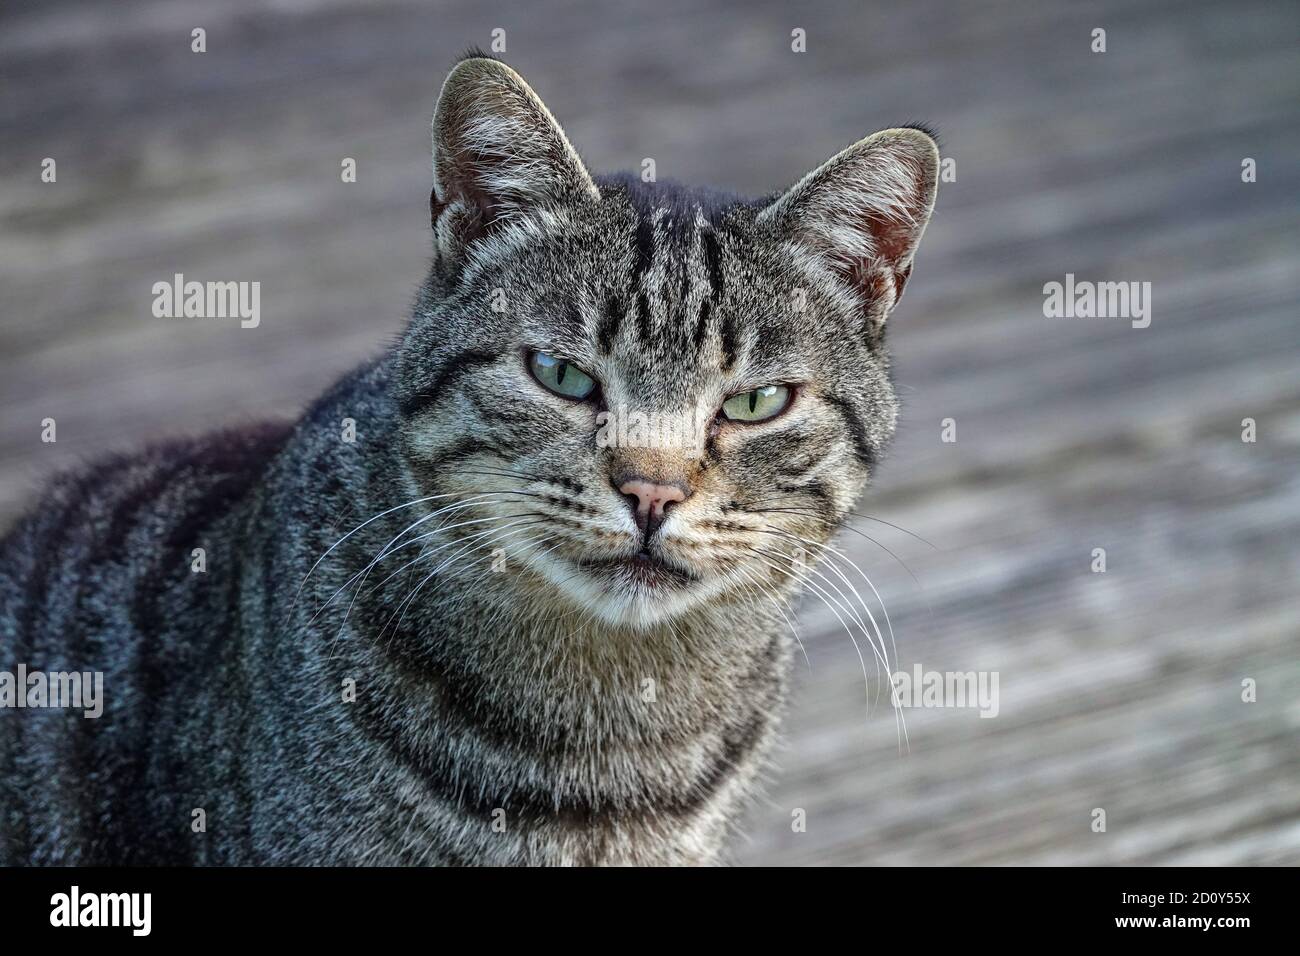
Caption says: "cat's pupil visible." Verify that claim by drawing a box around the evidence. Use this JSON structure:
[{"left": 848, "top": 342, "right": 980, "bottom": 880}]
[
  {"left": 749, "top": 391, "right": 758, "bottom": 413},
  {"left": 556, "top": 363, "right": 567, "bottom": 385}
]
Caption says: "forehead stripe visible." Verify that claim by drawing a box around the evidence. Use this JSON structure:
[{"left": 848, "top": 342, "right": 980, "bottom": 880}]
[
  {"left": 634, "top": 290, "right": 653, "bottom": 343},
  {"left": 631, "top": 217, "right": 655, "bottom": 290},
  {"left": 701, "top": 225, "right": 724, "bottom": 299},
  {"left": 719, "top": 308, "right": 739, "bottom": 371},
  {"left": 596, "top": 295, "right": 622, "bottom": 354},
  {"left": 694, "top": 299, "right": 711, "bottom": 351}
]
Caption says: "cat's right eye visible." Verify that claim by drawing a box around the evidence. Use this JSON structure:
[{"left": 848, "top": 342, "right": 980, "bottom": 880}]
[{"left": 528, "top": 350, "right": 598, "bottom": 401}]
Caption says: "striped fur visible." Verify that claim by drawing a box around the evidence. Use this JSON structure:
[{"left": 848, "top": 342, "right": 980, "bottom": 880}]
[{"left": 0, "top": 56, "right": 937, "bottom": 865}]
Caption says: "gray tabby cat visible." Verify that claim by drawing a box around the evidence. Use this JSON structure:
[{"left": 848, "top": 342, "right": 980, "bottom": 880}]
[{"left": 0, "top": 55, "right": 937, "bottom": 865}]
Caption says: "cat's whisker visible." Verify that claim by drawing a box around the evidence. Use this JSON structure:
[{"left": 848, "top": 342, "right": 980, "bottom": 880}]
[
  {"left": 737, "top": 526, "right": 888, "bottom": 661},
  {"left": 757, "top": 544, "right": 889, "bottom": 684},
  {"left": 457, "top": 465, "right": 552, "bottom": 484},
  {"left": 362, "top": 511, "right": 541, "bottom": 597},
  {"left": 293, "top": 492, "right": 455, "bottom": 602},
  {"left": 811, "top": 551, "right": 907, "bottom": 753},
  {"left": 753, "top": 506, "right": 928, "bottom": 581},
  {"left": 748, "top": 541, "right": 906, "bottom": 749},
  {"left": 846, "top": 513, "right": 938, "bottom": 552},
  {"left": 764, "top": 529, "right": 909, "bottom": 749},
  {"left": 756, "top": 527, "right": 898, "bottom": 674},
  {"left": 364, "top": 518, "right": 547, "bottom": 655},
  {"left": 748, "top": 505, "right": 934, "bottom": 622},
  {"left": 333, "top": 489, "right": 546, "bottom": 633},
  {"left": 376, "top": 520, "right": 547, "bottom": 648},
  {"left": 744, "top": 546, "right": 883, "bottom": 721},
  {"left": 375, "top": 525, "right": 532, "bottom": 651},
  {"left": 516, "top": 537, "right": 570, "bottom": 581},
  {"left": 317, "top": 498, "right": 539, "bottom": 666},
  {"left": 309, "top": 499, "right": 484, "bottom": 625},
  {"left": 731, "top": 562, "right": 811, "bottom": 672},
  {"left": 749, "top": 527, "right": 907, "bottom": 748},
  {"left": 306, "top": 493, "right": 526, "bottom": 627},
  {"left": 742, "top": 497, "right": 940, "bottom": 551}
]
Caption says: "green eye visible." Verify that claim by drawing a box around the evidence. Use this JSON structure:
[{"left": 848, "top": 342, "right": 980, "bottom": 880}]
[
  {"left": 722, "top": 385, "right": 793, "bottom": 422},
  {"left": 528, "top": 351, "right": 597, "bottom": 400}
]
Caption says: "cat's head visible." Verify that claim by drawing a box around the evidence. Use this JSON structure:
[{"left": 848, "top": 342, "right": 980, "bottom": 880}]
[{"left": 394, "top": 56, "right": 938, "bottom": 629}]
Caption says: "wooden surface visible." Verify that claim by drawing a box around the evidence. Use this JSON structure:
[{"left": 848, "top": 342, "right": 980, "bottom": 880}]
[{"left": 1, "top": 0, "right": 1297, "bottom": 865}]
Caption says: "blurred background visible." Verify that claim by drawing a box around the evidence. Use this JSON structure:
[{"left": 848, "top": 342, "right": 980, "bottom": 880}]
[{"left": 2, "top": 0, "right": 1297, "bottom": 864}]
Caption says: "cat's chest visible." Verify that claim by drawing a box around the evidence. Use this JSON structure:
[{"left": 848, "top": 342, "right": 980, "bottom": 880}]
[
  {"left": 324, "top": 680, "right": 783, "bottom": 866},
  {"left": 354, "top": 774, "right": 750, "bottom": 866}
]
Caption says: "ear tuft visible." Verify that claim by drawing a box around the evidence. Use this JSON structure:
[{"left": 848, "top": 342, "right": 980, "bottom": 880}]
[
  {"left": 760, "top": 127, "right": 939, "bottom": 332},
  {"left": 430, "top": 58, "right": 598, "bottom": 266},
  {"left": 897, "top": 121, "right": 942, "bottom": 150}
]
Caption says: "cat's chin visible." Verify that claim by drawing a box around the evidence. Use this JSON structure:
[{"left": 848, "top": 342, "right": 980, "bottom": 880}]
[{"left": 525, "top": 549, "right": 723, "bottom": 630}]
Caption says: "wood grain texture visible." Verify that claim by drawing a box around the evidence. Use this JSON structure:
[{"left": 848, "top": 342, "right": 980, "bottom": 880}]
[{"left": 1, "top": 0, "right": 1296, "bottom": 865}]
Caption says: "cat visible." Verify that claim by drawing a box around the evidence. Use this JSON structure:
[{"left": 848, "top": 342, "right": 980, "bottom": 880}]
[{"left": 0, "top": 53, "right": 938, "bottom": 865}]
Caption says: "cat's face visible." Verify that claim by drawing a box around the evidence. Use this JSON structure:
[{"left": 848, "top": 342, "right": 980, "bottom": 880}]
[{"left": 395, "top": 57, "right": 937, "bottom": 629}]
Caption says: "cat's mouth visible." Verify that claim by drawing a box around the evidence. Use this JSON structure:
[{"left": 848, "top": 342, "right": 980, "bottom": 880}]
[
  {"left": 579, "top": 549, "right": 699, "bottom": 590},
  {"left": 530, "top": 543, "right": 720, "bottom": 627}
]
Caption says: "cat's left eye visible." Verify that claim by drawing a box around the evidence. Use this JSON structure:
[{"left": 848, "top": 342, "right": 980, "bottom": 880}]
[
  {"left": 721, "top": 385, "right": 792, "bottom": 423},
  {"left": 528, "top": 350, "right": 597, "bottom": 401}
]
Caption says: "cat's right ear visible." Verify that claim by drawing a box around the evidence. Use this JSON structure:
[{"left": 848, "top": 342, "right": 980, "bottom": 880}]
[{"left": 430, "top": 57, "right": 599, "bottom": 267}]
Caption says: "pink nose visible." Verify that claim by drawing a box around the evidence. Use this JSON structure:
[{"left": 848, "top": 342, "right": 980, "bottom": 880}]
[{"left": 618, "top": 478, "right": 689, "bottom": 538}]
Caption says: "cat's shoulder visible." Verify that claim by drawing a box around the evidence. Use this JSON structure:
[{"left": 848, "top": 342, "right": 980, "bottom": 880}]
[{"left": 0, "top": 422, "right": 296, "bottom": 565}]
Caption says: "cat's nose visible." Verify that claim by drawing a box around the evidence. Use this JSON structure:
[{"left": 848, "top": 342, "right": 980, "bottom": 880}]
[{"left": 617, "top": 477, "right": 690, "bottom": 541}]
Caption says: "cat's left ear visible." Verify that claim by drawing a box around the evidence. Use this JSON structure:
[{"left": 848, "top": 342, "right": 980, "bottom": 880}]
[{"left": 759, "top": 127, "right": 939, "bottom": 332}]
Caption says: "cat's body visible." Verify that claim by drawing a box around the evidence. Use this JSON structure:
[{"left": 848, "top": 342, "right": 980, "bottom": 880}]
[
  {"left": 0, "top": 55, "right": 937, "bottom": 865},
  {"left": 1, "top": 356, "right": 784, "bottom": 864}
]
